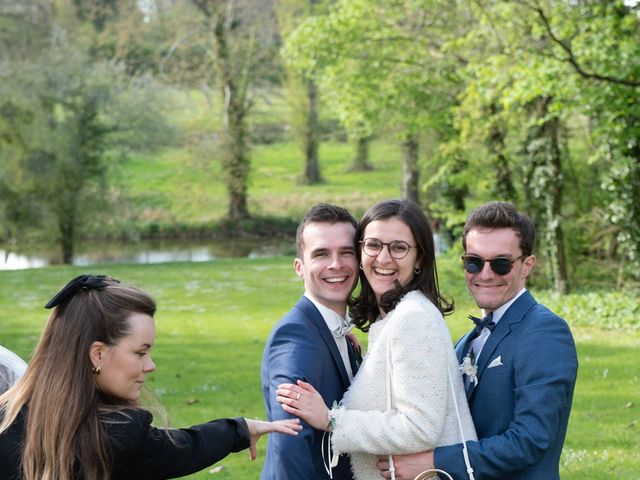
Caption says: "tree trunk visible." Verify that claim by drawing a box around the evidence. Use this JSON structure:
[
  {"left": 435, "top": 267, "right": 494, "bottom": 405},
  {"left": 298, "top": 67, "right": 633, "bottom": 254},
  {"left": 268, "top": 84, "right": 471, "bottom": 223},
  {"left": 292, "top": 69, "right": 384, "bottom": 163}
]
[
  {"left": 618, "top": 119, "right": 640, "bottom": 280},
  {"left": 223, "top": 99, "right": 249, "bottom": 220},
  {"left": 303, "top": 80, "right": 321, "bottom": 184},
  {"left": 487, "top": 105, "right": 516, "bottom": 202},
  {"left": 402, "top": 134, "right": 420, "bottom": 204},
  {"left": 58, "top": 200, "right": 77, "bottom": 265},
  {"left": 350, "top": 135, "right": 373, "bottom": 171},
  {"left": 526, "top": 96, "right": 569, "bottom": 293},
  {"left": 196, "top": 0, "right": 251, "bottom": 221},
  {"left": 542, "top": 110, "right": 569, "bottom": 294}
]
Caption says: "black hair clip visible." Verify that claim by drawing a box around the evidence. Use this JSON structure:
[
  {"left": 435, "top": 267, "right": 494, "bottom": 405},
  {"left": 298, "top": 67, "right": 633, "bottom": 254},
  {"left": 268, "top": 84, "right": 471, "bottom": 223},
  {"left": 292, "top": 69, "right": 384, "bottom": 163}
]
[{"left": 44, "top": 274, "right": 114, "bottom": 309}]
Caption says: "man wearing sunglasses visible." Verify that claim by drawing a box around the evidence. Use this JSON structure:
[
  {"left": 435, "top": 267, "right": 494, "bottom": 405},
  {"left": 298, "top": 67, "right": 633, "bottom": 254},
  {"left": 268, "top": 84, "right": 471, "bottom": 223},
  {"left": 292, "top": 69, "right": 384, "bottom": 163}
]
[{"left": 379, "top": 201, "right": 578, "bottom": 480}]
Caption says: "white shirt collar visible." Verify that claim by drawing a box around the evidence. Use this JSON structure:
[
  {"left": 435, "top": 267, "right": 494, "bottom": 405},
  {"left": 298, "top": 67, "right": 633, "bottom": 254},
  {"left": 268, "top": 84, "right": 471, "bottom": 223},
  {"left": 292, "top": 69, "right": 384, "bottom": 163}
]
[
  {"left": 482, "top": 287, "right": 527, "bottom": 325},
  {"left": 304, "top": 293, "right": 352, "bottom": 336}
]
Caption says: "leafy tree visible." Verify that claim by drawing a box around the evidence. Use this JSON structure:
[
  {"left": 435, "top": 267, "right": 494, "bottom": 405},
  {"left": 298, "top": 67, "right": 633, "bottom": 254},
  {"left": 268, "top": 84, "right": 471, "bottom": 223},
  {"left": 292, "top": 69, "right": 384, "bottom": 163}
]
[
  {"left": 283, "top": 0, "right": 469, "bottom": 205},
  {"left": 0, "top": 1, "right": 172, "bottom": 263},
  {"left": 169, "top": 0, "right": 279, "bottom": 220}
]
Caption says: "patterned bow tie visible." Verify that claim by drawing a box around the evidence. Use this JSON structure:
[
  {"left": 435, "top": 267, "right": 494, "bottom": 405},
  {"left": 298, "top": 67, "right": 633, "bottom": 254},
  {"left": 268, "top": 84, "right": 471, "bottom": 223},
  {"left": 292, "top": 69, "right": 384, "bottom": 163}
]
[
  {"left": 333, "top": 316, "right": 353, "bottom": 337},
  {"left": 469, "top": 313, "right": 495, "bottom": 338}
]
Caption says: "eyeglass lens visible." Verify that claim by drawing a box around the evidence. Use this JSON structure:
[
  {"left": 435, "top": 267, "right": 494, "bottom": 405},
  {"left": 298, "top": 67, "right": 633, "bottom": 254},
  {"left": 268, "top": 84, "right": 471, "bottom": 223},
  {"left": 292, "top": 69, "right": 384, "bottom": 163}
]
[
  {"left": 462, "top": 255, "right": 515, "bottom": 276},
  {"left": 362, "top": 239, "right": 411, "bottom": 259}
]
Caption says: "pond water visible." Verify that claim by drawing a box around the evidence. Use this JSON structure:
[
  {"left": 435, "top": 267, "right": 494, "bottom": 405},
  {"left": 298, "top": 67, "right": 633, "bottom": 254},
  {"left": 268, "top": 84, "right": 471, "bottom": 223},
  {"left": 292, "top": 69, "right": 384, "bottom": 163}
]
[
  {"left": 1, "top": 233, "right": 450, "bottom": 271},
  {"left": 0, "top": 238, "right": 295, "bottom": 271}
]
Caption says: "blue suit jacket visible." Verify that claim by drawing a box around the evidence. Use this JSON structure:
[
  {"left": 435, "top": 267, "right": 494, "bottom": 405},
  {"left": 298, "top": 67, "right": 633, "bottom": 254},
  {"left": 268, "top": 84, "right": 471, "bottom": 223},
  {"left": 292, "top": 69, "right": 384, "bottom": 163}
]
[
  {"left": 261, "top": 296, "right": 355, "bottom": 480},
  {"left": 435, "top": 290, "right": 578, "bottom": 480}
]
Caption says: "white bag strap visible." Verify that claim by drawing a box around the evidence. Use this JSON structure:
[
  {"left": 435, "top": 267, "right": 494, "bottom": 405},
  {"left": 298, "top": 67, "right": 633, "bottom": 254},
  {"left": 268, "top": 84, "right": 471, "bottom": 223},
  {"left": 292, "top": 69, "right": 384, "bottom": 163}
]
[
  {"left": 386, "top": 339, "right": 475, "bottom": 480},
  {"left": 445, "top": 364, "right": 475, "bottom": 480},
  {"left": 386, "top": 341, "right": 396, "bottom": 480}
]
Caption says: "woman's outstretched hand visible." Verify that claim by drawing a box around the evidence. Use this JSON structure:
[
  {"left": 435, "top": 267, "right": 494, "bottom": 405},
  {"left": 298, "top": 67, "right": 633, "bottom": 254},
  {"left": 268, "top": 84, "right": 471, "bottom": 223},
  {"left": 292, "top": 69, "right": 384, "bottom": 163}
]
[
  {"left": 276, "top": 379, "right": 330, "bottom": 431},
  {"left": 244, "top": 418, "right": 302, "bottom": 460}
]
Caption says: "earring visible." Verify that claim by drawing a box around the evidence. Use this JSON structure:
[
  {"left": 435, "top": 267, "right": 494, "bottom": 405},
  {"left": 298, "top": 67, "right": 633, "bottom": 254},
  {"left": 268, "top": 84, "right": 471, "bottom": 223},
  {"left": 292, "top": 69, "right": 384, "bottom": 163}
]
[
  {"left": 414, "top": 267, "right": 422, "bottom": 275},
  {"left": 92, "top": 365, "right": 102, "bottom": 375},
  {"left": 359, "top": 264, "right": 363, "bottom": 270}
]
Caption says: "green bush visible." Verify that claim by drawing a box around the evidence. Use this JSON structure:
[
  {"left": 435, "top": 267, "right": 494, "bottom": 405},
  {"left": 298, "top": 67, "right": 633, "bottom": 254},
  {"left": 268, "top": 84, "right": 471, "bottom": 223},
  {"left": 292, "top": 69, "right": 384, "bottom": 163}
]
[{"left": 537, "top": 291, "right": 640, "bottom": 330}]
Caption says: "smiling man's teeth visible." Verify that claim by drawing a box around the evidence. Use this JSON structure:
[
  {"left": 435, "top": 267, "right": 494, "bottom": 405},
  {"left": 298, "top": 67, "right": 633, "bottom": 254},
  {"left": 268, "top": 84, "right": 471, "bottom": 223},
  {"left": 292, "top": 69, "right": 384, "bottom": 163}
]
[
  {"left": 374, "top": 268, "right": 395, "bottom": 276},
  {"left": 325, "top": 276, "right": 347, "bottom": 283}
]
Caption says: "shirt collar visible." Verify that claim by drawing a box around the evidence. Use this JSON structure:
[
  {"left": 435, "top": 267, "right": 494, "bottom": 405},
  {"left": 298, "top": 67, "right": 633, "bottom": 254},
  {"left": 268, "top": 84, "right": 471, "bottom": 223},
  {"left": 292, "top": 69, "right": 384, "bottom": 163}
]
[
  {"left": 304, "top": 293, "right": 352, "bottom": 336},
  {"left": 482, "top": 288, "right": 527, "bottom": 325}
]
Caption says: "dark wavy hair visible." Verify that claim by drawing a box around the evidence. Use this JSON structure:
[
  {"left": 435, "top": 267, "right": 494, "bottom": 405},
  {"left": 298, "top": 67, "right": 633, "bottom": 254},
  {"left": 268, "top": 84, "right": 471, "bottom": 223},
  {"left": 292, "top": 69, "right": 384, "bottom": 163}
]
[{"left": 348, "top": 199, "right": 454, "bottom": 331}]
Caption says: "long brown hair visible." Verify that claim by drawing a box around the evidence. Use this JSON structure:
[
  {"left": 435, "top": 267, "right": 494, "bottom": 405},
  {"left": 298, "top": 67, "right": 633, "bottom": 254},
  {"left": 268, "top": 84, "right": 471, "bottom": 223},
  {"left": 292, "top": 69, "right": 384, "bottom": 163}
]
[
  {"left": 349, "top": 199, "right": 454, "bottom": 331},
  {"left": 0, "top": 277, "right": 156, "bottom": 480}
]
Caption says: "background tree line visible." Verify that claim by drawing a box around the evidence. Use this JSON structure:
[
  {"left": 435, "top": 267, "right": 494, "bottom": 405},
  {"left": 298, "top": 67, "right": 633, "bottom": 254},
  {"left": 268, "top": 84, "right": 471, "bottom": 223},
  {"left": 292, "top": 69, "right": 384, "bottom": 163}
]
[{"left": 1, "top": 0, "right": 638, "bottom": 291}]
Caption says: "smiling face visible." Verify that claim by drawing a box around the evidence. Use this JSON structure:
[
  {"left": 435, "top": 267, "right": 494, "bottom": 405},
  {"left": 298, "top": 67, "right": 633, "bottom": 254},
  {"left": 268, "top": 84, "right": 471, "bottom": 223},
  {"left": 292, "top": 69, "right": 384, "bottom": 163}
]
[
  {"left": 91, "top": 312, "right": 156, "bottom": 402},
  {"left": 464, "top": 227, "right": 536, "bottom": 312},
  {"left": 361, "top": 217, "right": 420, "bottom": 304},
  {"left": 294, "top": 221, "right": 358, "bottom": 316}
]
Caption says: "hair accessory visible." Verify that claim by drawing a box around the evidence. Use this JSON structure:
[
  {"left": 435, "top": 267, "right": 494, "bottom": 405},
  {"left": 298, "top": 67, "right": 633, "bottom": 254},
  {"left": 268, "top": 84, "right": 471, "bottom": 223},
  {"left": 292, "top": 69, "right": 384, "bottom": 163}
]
[{"left": 45, "top": 274, "right": 114, "bottom": 309}]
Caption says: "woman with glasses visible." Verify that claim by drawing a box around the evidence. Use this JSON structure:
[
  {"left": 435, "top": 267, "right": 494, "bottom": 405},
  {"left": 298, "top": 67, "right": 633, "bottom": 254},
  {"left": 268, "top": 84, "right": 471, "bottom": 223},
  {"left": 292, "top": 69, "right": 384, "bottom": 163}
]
[
  {"left": 0, "top": 275, "right": 301, "bottom": 480},
  {"left": 277, "top": 199, "right": 476, "bottom": 480}
]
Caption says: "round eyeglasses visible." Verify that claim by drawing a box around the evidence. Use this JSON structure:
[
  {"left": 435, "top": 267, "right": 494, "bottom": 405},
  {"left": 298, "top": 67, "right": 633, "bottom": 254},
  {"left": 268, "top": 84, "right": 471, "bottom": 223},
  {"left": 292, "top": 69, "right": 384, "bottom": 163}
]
[
  {"left": 461, "top": 254, "right": 527, "bottom": 276},
  {"left": 360, "top": 238, "right": 416, "bottom": 259}
]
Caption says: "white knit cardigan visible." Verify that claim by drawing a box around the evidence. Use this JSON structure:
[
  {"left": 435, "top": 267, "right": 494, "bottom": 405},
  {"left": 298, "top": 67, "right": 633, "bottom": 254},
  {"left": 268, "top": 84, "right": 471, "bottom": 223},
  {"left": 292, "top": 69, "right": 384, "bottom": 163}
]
[{"left": 331, "top": 290, "right": 477, "bottom": 480}]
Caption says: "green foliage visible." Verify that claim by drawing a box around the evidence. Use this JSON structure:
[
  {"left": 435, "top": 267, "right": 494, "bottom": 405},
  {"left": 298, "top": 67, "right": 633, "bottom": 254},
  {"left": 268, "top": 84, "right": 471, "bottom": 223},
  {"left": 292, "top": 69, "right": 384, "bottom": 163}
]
[
  {"left": 3, "top": 0, "right": 640, "bottom": 289},
  {"left": 537, "top": 291, "right": 640, "bottom": 331},
  {"left": 284, "top": 0, "right": 465, "bottom": 139},
  {"left": 0, "top": 1, "right": 174, "bottom": 261}
]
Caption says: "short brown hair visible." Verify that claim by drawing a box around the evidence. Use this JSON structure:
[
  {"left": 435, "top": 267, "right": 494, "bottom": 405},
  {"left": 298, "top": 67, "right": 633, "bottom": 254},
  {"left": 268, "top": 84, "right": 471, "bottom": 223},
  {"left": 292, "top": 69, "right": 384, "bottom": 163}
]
[
  {"left": 462, "top": 201, "right": 536, "bottom": 256},
  {"left": 295, "top": 203, "right": 357, "bottom": 258}
]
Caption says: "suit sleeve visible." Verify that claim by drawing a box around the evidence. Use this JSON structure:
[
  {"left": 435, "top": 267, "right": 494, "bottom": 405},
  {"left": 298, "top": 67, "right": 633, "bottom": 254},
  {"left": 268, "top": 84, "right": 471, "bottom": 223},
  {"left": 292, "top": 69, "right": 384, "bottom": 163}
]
[
  {"left": 107, "top": 409, "right": 250, "bottom": 479},
  {"left": 332, "top": 302, "right": 450, "bottom": 454},
  {"left": 263, "top": 321, "right": 327, "bottom": 479},
  {"left": 435, "top": 313, "right": 578, "bottom": 479}
]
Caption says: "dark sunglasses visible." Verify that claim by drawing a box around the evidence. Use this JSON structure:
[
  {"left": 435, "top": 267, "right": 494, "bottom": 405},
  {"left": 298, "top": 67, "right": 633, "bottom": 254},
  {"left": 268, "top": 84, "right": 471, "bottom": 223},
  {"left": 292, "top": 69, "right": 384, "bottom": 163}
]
[{"left": 461, "top": 254, "right": 527, "bottom": 276}]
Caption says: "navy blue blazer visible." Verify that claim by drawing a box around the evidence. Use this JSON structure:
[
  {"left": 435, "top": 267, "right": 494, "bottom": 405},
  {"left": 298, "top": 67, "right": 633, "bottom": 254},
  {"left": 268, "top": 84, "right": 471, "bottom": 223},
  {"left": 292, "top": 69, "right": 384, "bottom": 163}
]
[
  {"left": 435, "top": 290, "right": 578, "bottom": 480},
  {"left": 261, "top": 296, "right": 355, "bottom": 480}
]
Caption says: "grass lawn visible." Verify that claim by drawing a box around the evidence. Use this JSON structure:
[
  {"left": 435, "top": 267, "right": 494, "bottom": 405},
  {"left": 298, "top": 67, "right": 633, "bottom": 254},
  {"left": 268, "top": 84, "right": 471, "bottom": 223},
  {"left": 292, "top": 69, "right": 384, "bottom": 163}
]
[
  {"left": 1, "top": 253, "right": 638, "bottom": 479},
  {"left": 116, "top": 139, "right": 404, "bottom": 230}
]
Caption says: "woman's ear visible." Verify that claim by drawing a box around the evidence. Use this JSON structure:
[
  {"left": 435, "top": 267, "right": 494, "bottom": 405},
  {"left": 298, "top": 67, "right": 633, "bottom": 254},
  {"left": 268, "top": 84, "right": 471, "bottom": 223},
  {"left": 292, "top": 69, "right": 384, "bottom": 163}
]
[{"left": 89, "top": 341, "right": 107, "bottom": 367}]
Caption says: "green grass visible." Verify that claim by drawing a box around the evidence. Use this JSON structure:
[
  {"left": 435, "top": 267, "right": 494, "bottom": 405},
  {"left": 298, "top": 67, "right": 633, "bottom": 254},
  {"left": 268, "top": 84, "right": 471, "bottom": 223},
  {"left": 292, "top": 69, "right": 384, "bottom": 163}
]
[
  {"left": 111, "top": 87, "right": 404, "bottom": 233},
  {"left": 118, "top": 140, "right": 403, "bottom": 229},
  {"left": 1, "top": 253, "right": 638, "bottom": 479}
]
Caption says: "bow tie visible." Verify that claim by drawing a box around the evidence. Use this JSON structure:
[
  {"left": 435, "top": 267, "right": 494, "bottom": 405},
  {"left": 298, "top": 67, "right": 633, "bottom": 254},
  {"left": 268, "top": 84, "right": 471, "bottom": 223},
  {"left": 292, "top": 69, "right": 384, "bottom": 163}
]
[
  {"left": 469, "top": 313, "right": 495, "bottom": 339},
  {"left": 333, "top": 316, "right": 353, "bottom": 337}
]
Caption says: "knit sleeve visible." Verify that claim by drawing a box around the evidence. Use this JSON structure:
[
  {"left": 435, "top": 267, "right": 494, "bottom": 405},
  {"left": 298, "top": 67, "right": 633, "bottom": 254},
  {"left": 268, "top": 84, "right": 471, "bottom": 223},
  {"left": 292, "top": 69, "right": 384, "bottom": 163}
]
[{"left": 332, "top": 294, "right": 451, "bottom": 455}]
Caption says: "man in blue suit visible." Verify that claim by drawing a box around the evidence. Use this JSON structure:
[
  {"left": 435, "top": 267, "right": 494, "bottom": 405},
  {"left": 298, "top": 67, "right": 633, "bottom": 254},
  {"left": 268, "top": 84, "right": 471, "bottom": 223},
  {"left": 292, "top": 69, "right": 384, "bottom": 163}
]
[
  {"left": 378, "top": 201, "right": 578, "bottom": 479},
  {"left": 261, "top": 204, "right": 360, "bottom": 479}
]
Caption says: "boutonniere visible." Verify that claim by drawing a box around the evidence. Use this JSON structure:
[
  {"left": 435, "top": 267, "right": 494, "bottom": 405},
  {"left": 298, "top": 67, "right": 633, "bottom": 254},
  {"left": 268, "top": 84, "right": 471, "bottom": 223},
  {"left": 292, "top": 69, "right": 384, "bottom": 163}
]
[{"left": 460, "top": 351, "right": 478, "bottom": 385}]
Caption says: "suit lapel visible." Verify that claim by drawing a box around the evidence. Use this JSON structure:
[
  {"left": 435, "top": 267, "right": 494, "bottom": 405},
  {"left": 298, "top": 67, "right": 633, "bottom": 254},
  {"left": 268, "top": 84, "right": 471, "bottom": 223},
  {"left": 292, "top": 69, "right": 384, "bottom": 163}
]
[
  {"left": 346, "top": 340, "right": 360, "bottom": 376},
  {"left": 454, "top": 333, "right": 476, "bottom": 400},
  {"left": 467, "top": 291, "right": 537, "bottom": 402},
  {"left": 472, "top": 322, "right": 510, "bottom": 390},
  {"left": 455, "top": 332, "right": 473, "bottom": 363},
  {"left": 296, "top": 297, "right": 351, "bottom": 389}
]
